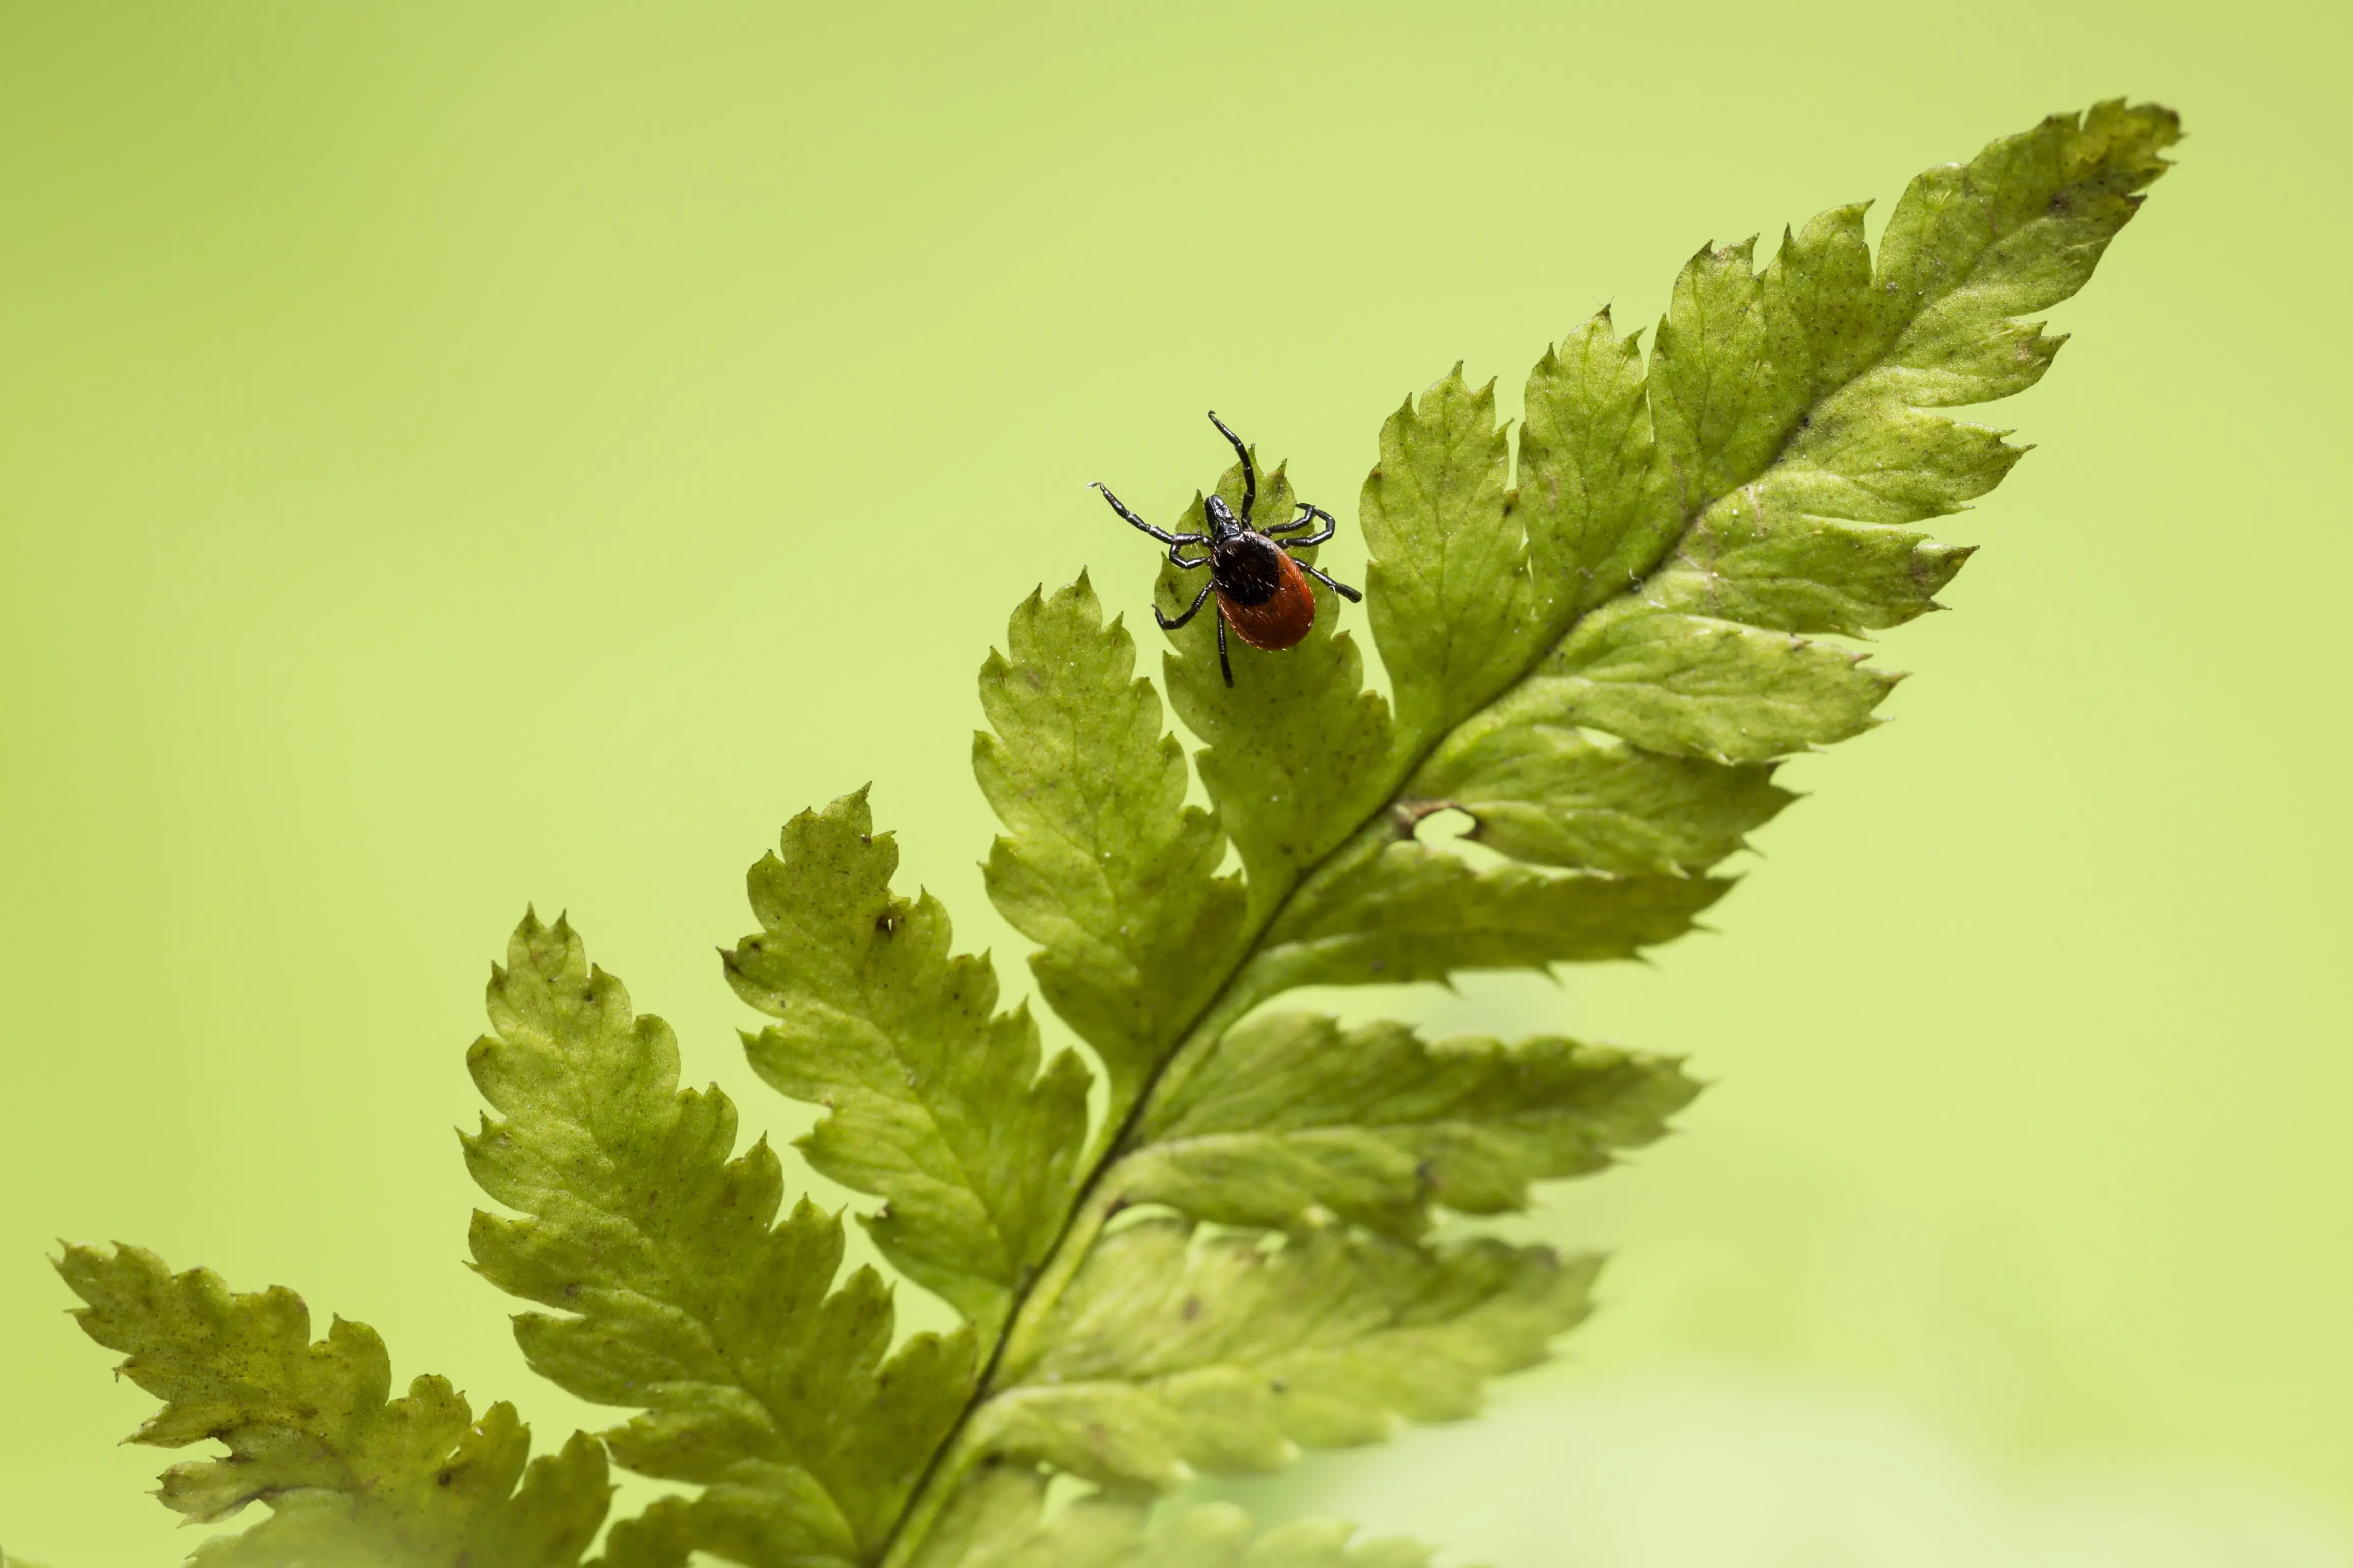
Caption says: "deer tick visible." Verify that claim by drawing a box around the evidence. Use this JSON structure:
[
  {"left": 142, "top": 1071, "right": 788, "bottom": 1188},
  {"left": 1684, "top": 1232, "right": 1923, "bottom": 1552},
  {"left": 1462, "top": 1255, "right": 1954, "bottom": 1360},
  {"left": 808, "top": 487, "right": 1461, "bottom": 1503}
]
[{"left": 1091, "top": 412, "right": 1363, "bottom": 687}]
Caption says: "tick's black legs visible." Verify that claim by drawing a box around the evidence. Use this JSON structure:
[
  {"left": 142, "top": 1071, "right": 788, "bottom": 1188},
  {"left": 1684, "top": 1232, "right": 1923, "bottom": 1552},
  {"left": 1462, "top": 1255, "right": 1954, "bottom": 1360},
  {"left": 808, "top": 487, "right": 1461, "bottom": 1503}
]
[
  {"left": 1298, "top": 560, "right": 1363, "bottom": 602},
  {"left": 1157, "top": 581, "right": 1214, "bottom": 631},
  {"left": 1106, "top": 415, "right": 1354, "bottom": 689},
  {"left": 1267, "top": 503, "right": 1337, "bottom": 546},
  {"left": 1259, "top": 501, "right": 1356, "bottom": 598},
  {"left": 1093, "top": 482, "right": 1207, "bottom": 549},
  {"left": 1159, "top": 581, "right": 1235, "bottom": 686},
  {"left": 1207, "top": 411, "right": 1256, "bottom": 527}
]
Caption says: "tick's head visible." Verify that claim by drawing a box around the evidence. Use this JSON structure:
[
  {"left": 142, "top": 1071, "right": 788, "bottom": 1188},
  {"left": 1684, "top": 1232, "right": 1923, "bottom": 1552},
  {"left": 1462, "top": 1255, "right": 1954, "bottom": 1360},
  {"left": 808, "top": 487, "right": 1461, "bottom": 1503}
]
[{"left": 1203, "top": 494, "right": 1240, "bottom": 536}]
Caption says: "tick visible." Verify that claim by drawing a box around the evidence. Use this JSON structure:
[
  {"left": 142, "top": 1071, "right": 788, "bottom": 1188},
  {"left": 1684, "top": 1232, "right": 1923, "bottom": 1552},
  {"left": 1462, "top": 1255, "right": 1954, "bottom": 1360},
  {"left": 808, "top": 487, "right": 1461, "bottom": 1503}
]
[{"left": 1091, "top": 412, "right": 1363, "bottom": 687}]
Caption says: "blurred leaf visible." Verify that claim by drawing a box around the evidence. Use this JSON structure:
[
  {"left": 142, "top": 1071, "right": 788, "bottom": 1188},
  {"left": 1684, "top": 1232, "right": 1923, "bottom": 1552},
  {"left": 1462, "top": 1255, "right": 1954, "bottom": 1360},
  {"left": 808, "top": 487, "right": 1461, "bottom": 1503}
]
[
  {"left": 54, "top": 1245, "right": 608, "bottom": 1567},
  {"left": 725, "top": 789, "right": 1092, "bottom": 1338},
  {"left": 913, "top": 1467, "right": 1431, "bottom": 1568},
  {"left": 465, "top": 913, "right": 973, "bottom": 1568},
  {"left": 977, "top": 1219, "right": 1593, "bottom": 1491},
  {"left": 977, "top": 576, "right": 1247, "bottom": 1116}
]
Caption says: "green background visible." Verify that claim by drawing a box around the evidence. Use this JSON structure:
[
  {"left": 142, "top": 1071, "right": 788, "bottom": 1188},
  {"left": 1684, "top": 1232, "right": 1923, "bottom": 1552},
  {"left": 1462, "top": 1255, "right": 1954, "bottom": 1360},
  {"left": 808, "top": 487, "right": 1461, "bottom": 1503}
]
[{"left": 3, "top": 2, "right": 2347, "bottom": 1562}]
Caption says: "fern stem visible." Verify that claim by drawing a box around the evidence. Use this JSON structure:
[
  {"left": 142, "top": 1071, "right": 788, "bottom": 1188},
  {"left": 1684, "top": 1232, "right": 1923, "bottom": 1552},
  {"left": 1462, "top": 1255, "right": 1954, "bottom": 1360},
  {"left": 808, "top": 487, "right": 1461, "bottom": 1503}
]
[{"left": 876, "top": 816, "right": 1418, "bottom": 1568}]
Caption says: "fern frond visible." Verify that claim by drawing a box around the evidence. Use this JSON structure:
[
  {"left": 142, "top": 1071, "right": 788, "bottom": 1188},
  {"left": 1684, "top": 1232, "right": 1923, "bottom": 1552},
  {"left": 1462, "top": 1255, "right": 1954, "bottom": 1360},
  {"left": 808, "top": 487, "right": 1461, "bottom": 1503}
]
[{"left": 52, "top": 99, "right": 2178, "bottom": 1568}]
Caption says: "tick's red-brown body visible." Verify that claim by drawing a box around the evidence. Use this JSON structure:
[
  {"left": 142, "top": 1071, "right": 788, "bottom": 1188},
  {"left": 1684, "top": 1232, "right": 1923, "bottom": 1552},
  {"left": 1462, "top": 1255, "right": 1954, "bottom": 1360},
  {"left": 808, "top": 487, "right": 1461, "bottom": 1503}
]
[
  {"left": 1091, "top": 412, "right": 1363, "bottom": 686},
  {"left": 1212, "top": 532, "right": 1318, "bottom": 652}
]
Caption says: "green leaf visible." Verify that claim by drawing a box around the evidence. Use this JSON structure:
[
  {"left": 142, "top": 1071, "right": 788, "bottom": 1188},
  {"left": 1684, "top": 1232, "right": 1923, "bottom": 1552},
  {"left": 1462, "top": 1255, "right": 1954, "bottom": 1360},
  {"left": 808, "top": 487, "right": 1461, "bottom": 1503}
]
[
  {"left": 464, "top": 912, "right": 972, "bottom": 1568},
  {"left": 1879, "top": 102, "right": 2179, "bottom": 401},
  {"left": 725, "top": 789, "right": 1092, "bottom": 1337},
  {"left": 1508, "top": 598, "right": 1900, "bottom": 764},
  {"left": 1410, "top": 718, "right": 1791, "bottom": 874},
  {"left": 54, "top": 1244, "right": 608, "bottom": 1567},
  {"left": 976, "top": 576, "right": 1247, "bottom": 1114},
  {"left": 1240, "top": 837, "right": 1729, "bottom": 999},
  {"left": 1359, "top": 368, "right": 1538, "bottom": 756},
  {"left": 1648, "top": 491, "right": 1981, "bottom": 638},
  {"left": 1650, "top": 232, "right": 1811, "bottom": 510},
  {"left": 975, "top": 1219, "right": 1593, "bottom": 1490},
  {"left": 1153, "top": 459, "right": 1394, "bottom": 919},
  {"left": 913, "top": 1468, "right": 1431, "bottom": 1568},
  {"left": 1121, "top": 1013, "right": 1696, "bottom": 1235},
  {"left": 1518, "top": 308, "right": 1681, "bottom": 626}
]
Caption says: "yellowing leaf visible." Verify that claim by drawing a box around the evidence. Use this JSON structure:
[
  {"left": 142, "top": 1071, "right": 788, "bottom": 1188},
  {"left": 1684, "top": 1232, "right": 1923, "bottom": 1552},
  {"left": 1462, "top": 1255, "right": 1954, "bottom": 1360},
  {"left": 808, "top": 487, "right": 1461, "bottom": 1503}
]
[{"left": 55, "top": 1245, "right": 609, "bottom": 1567}]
